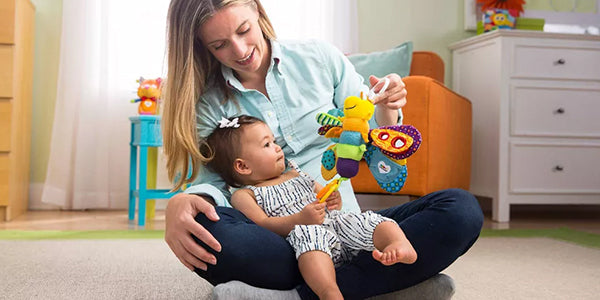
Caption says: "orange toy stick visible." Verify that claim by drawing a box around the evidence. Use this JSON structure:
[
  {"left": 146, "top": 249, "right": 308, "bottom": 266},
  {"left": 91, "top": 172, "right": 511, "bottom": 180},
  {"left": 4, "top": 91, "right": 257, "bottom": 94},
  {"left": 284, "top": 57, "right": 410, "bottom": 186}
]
[{"left": 316, "top": 178, "right": 346, "bottom": 203}]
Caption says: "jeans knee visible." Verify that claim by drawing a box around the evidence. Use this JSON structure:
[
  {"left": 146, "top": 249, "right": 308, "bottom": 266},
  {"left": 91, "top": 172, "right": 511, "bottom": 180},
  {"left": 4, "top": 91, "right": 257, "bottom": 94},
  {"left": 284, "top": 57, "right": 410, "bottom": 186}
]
[
  {"left": 191, "top": 207, "right": 249, "bottom": 254},
  {"left": 191, "top": 207, "right": 301, "bottom": 288},
  {"left": 439, "top": 188, "right": 484, "bottom": 237},
  {"left": 457, "top": 189, "right": 484, "bottom": 230},
  {"left": 195, "top": 206, "right": 249, "bottom": 230}
]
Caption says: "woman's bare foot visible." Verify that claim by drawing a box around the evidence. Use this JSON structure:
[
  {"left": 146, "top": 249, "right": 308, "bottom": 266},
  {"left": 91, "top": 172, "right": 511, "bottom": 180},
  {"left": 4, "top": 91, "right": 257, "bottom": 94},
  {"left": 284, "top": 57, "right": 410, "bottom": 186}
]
[{"left": 372, "top": 240, "right": 417, "bottom": 265}]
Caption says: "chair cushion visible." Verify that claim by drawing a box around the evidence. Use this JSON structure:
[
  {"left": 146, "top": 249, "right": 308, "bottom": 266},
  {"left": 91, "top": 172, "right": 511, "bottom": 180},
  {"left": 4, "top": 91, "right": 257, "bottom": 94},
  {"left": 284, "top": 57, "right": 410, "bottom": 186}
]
[{"left": 347, "top": 41, "right": 413, "bottom": 79}]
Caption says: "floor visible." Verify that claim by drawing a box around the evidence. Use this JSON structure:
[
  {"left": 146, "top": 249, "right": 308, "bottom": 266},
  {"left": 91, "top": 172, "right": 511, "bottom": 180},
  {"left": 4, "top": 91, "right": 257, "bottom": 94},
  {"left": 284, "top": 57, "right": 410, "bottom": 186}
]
[
  {"left": 1, "top": 198, "right": 599, "bottom": 234},
  {"left": 0, "top": 210, "right": 166, "bottom": 231}
]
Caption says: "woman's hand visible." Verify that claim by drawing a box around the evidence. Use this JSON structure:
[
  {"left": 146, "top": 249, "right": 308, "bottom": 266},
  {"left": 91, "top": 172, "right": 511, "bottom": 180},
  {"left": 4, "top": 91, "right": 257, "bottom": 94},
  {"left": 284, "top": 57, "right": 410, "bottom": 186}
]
[
  {"left": 369, "top": 74, "right": 407, "bottom": 110},
  {"left": 370, "top": 74, "right": 407, "bottom": 127},
  {"left": 164, "top": 193, "right": 222, "bottom": 271},
  {"left": 324, "top": 190, "right": 342, "bottom": 210},
  {"left": 298, "top": 200, "right": 327, "bottom": 225}
]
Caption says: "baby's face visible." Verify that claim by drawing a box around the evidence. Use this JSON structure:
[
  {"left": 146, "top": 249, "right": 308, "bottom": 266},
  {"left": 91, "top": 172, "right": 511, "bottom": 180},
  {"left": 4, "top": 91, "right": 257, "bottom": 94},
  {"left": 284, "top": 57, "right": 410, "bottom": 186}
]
[{"left": 238, "top": 122, "right": 285, "bottom": 181}]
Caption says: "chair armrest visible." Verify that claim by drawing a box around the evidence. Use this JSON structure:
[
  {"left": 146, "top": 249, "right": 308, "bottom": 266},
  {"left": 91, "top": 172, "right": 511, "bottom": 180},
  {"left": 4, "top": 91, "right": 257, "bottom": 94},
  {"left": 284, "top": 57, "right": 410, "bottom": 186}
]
[
  {"left": 410, "top": 51, "right": 445, "bottom": 83},
  {"left": 351, "top": 76, "right": 472, "bottom": 196}
]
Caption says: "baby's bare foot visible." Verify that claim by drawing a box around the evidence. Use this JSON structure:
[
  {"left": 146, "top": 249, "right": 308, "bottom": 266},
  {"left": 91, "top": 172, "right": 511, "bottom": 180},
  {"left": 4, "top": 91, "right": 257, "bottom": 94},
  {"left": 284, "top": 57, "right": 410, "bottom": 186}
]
[{"left": 372, "top": 241, "right": 417, "bottom": 266}]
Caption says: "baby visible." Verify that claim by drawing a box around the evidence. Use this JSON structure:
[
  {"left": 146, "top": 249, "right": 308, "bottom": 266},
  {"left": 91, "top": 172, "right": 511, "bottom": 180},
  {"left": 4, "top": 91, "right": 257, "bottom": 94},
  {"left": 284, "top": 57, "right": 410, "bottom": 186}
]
[{"left": 202, "top": 115, "right": 417, "bottom": 300}]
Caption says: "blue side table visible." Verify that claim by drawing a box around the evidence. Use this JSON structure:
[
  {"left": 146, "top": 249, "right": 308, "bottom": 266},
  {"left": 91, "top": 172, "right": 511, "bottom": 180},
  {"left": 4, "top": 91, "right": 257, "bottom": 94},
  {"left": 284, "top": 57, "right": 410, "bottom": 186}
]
[{"left": 129, "top": 115, "right": 178, "bottom": 226}]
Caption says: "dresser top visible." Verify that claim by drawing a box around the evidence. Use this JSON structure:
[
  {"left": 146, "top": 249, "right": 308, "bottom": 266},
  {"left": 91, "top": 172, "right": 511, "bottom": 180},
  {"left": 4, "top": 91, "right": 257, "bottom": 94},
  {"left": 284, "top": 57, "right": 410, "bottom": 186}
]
[{"left": 449, "top": 29, "right": 600, "bottom": 50}]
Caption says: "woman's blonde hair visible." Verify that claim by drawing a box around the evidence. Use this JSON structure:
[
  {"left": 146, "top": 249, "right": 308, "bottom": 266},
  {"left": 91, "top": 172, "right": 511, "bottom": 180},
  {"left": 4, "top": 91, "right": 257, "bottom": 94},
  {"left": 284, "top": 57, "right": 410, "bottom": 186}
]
[{"left": 163, "top": 0, "right": 276, "bottom": 190}]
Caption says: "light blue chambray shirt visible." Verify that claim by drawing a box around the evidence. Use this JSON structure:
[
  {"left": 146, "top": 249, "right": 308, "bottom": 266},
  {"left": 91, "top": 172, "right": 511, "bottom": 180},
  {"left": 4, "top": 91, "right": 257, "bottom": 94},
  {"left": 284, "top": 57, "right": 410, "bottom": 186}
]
[{"left": 185, "top": 39, "right": 403, "bottom": 213}]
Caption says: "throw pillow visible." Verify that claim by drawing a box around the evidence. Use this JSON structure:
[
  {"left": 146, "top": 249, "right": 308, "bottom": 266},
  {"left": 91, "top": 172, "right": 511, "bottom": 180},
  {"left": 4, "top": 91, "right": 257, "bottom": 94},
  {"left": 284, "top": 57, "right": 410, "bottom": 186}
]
[{"left": 347, "top": 41, "right": 413, "bottom": 79}]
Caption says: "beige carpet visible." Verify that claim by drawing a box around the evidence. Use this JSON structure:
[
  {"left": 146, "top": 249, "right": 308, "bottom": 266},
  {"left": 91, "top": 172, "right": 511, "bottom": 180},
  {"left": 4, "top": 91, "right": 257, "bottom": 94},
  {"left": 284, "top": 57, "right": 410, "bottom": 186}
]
[
  {"left": 1, "top": 239, "right": 213, "bottom": 300},
  {"left": 444, "top": 237, "right": 600, "bottom": 299},
  {"left": 2, "top": 237, "right": 599, "bottom": 299}
]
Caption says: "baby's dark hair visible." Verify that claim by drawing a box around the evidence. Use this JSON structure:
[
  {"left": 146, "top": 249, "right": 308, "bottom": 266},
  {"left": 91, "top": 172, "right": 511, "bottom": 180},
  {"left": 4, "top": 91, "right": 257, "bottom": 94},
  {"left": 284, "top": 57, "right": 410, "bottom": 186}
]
[{"left": 200, "top": 115, "right": 265, "bottom": 187}]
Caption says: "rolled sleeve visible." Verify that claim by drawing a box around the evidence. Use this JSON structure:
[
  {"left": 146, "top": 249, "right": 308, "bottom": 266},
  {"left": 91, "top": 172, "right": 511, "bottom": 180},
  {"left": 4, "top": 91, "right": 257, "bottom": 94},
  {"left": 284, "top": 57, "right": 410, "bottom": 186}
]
[
  {"left": 184, "top": 183, "right": 231, "bottom": 208},
  {"left": 184, "top": 160, "right": 232, "bottom": 207}
]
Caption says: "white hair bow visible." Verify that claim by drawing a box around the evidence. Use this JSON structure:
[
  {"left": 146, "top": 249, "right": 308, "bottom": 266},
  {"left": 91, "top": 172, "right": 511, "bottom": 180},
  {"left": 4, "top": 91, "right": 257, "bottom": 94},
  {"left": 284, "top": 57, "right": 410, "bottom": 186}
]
[{"left": 218, "top": 117, "right": 240, "bottom": 128}]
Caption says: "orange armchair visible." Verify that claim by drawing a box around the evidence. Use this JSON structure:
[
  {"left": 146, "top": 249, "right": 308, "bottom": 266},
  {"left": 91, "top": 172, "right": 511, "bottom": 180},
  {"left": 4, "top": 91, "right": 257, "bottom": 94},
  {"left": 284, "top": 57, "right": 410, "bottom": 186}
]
[{"left": 351, "top": 52, "right": 472, "bottom": 197}]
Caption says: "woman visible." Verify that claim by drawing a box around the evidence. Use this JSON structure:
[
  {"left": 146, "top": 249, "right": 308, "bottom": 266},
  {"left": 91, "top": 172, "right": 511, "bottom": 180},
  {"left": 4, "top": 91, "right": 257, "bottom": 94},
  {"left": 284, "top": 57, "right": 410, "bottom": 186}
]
[{"left": 162, "top": 0, "right": 483, "bottom": 299}]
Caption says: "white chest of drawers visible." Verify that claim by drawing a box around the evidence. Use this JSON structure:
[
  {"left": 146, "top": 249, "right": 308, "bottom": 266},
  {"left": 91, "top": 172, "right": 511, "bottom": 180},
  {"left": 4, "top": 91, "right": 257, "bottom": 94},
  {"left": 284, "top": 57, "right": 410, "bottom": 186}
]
[{"left": 450, "top": 30, "right": 600, "bottom": 222}]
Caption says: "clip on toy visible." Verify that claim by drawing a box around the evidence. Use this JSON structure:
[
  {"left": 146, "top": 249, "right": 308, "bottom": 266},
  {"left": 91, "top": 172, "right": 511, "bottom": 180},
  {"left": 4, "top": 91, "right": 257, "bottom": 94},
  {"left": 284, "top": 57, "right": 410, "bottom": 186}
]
[
  {"left": 315, "top": 77, "right": 422, "bottom": 203},
  {"left": 367, "top": 77, "right": 390, "bottom": 102}
]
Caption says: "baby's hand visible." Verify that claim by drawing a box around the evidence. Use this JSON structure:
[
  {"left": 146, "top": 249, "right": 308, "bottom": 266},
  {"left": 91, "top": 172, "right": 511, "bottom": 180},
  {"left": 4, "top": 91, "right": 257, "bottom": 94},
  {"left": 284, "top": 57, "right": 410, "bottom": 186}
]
[
  {"left": 298, "top": 201, "right": 326, "bottom": 225},
  {"left": 325, "top": 190, "right": 342, "bottom": 210}
]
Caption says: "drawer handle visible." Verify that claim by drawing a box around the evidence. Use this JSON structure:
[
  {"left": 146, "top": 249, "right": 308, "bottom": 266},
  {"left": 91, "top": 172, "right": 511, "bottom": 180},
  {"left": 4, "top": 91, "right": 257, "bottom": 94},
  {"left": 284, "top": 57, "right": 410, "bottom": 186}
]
[
  {"left": 553, "top": 165, "right": 564, "bottom": 172},
  {"left": 554, "top": 108, "right": 565, "bottom": 114},
  {"left": 554, "top": 58, "right": 566, "bottom": 65}
]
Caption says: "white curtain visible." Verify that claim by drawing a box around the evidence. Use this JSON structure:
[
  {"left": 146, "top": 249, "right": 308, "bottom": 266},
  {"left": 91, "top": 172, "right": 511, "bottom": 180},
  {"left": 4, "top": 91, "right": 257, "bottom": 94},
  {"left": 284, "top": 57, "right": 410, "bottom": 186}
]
[
  {"left": 262, "top": 0, "right": 358, "bottom": 53},
  {"left": 42, "top": 0, "right": 357, "bottom": 209},
  {"left": 42, "top": 0, "right": 170, "bottom": 209}
]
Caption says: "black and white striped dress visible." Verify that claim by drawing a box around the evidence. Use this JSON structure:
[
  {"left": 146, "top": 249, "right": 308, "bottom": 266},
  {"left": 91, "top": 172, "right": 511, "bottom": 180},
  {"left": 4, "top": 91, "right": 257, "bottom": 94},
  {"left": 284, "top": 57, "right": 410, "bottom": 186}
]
[{"left": 249, "top": 160, "right": 394, "bottom": 267}]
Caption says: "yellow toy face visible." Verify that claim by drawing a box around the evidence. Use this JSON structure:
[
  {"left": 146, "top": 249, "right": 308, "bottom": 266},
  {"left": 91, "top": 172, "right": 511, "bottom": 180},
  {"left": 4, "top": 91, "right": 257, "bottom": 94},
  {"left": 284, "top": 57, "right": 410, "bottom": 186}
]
[
  {"left": 343, "top": 96, "right": 374, "bottom": 120},
  {"left": 492, "top": 13, "right": 513, "bottom": 26}
]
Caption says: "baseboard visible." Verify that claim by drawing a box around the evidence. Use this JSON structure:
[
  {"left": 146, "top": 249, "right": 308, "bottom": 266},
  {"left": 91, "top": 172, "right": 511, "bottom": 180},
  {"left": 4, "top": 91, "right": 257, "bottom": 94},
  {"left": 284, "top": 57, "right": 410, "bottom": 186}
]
[
  {"left": 475, "top": 195, "right": 600, "bottom": 216},
  {"left": 29, "top": 183, "right": 148, "bottom": 210}
]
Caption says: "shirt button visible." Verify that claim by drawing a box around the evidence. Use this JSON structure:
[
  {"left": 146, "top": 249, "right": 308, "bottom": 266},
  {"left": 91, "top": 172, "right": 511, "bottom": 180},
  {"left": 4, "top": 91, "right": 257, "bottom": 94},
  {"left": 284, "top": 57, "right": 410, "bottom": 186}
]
[
  {"left": 267, "top": 111, "right": 273, "bottom": 117},
  {"left": 287, "top": 135, "right": 293, "bottom": 141}
]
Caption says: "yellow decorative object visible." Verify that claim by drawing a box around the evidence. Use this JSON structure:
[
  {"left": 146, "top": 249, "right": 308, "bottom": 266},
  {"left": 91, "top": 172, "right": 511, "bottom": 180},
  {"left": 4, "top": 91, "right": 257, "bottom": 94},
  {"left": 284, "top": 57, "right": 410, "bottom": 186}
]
[
  {"left": 146, "top": 147, "right": 157, "bottom": 221},
  {"left": 339, "top": 95, "right": 374, "bottom": 143}
]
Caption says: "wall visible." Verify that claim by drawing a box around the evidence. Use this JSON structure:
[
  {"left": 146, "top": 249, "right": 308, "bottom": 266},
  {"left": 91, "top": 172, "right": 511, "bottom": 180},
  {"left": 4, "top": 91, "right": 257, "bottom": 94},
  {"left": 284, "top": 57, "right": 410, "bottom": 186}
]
[
  {"left": 29, "top": 0, "right": 62, "bottom": 209},
  {"left": 35, "top": 0, "right": 587, "bottom": 207},
  {"left": 356, "top": 0, "right": 476, "bottom": 86},
  {"left": 526, "top": 0, "right": 596, "bottom": 12},
  {"left": 356, "top": 0, "right": 598, "bottom": 85}
]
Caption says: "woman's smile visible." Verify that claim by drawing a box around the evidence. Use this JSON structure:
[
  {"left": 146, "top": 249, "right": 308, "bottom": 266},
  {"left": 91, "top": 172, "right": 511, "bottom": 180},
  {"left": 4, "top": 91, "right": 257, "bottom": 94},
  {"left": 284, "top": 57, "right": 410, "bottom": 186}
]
[{"left": 236, "top": 48, "right": 255, "bottom": 65}]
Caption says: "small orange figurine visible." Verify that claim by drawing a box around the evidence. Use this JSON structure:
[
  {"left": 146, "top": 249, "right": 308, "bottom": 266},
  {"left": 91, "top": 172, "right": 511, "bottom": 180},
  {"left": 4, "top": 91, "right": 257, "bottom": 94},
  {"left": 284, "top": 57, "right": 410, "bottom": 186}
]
[{"left": 131, "top": 77, "right": 162, "bottom": 115}]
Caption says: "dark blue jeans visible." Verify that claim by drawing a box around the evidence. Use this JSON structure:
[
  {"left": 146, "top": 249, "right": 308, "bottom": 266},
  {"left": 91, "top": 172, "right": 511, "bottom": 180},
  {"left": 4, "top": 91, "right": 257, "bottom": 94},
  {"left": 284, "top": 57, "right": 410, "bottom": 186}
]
[{"left": 192, "top": 188, "right": 483, "bottom": 300}]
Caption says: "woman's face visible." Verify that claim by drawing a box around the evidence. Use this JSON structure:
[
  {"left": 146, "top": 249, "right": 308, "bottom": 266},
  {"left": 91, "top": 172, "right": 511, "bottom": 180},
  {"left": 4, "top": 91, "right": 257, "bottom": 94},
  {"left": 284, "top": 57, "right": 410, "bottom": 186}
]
[{"left": 199, "top": 4, "right": 269, "bottom": 80}]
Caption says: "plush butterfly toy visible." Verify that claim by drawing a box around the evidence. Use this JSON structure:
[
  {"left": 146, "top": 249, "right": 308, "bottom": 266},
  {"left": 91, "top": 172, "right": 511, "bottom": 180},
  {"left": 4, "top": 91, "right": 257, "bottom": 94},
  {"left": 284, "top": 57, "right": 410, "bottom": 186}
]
[{"left": 315, "top": 78, "right": 422, "bottom": 202}]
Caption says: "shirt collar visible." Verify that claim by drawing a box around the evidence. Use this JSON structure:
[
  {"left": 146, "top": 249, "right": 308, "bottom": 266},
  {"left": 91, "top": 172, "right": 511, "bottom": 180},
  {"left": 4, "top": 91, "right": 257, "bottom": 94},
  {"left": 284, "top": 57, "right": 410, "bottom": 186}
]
[
  {"left": 270, "top": 39, "right": 283, "bottom": 74},
  {"left": 221, "top": 39, "right": 283, "bottom": 92}
]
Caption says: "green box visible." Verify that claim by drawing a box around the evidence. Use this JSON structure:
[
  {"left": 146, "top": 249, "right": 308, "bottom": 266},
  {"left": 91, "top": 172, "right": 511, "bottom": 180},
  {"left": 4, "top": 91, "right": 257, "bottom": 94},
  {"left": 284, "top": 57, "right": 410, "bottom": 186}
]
[{"left": 515, "top": 18, "right": 545, "bottom": 31}]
